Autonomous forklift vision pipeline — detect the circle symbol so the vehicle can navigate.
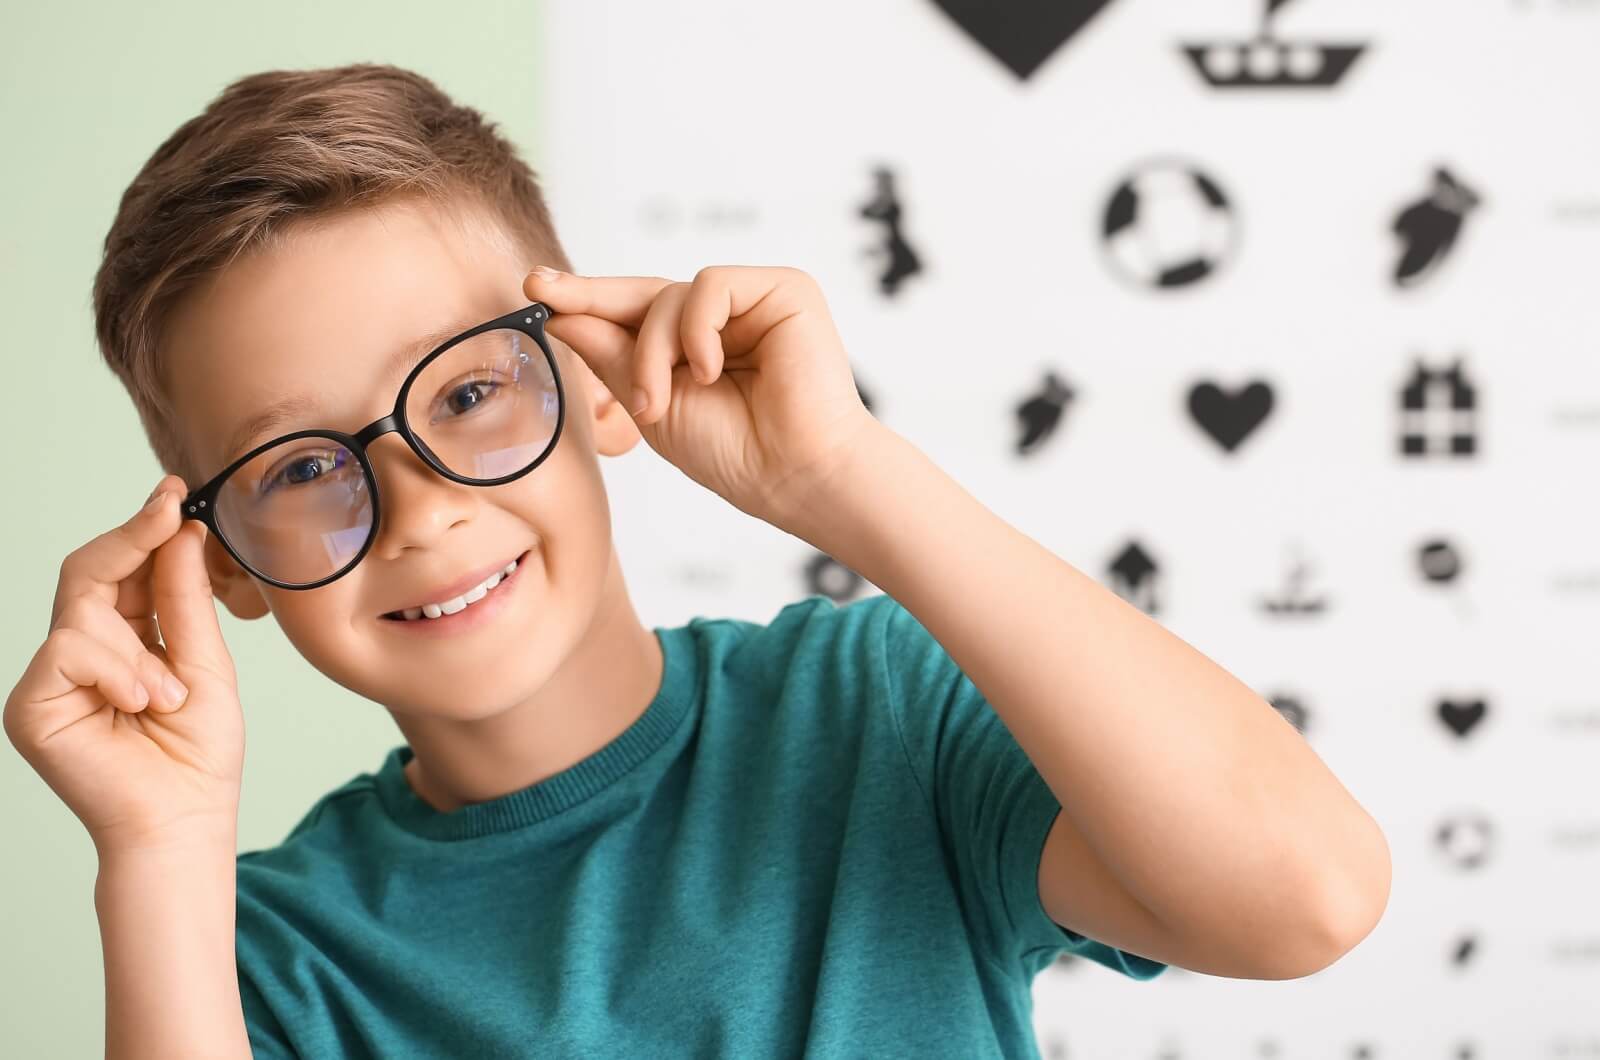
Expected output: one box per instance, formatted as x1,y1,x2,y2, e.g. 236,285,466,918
1100,159,1238,290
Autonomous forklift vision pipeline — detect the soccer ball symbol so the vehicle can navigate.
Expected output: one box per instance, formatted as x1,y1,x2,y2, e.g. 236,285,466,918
1100,159,1238,290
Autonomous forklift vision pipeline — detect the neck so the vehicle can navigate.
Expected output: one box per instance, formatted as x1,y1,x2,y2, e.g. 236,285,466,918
395,547,664,814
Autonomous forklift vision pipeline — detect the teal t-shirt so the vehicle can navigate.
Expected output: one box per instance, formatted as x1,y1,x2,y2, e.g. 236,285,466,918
235,592,1165,1058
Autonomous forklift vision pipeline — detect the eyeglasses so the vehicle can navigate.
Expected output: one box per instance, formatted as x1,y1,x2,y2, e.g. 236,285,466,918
180,302,565,590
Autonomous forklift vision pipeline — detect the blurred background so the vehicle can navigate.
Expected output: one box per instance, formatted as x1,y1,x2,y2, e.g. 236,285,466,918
3,0,1597,1056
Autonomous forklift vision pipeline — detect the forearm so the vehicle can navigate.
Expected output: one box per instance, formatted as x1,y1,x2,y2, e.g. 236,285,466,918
95,839,251,1060
784,424,1389,960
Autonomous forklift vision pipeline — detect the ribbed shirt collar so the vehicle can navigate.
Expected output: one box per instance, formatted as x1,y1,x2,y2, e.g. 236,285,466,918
372,624,696,840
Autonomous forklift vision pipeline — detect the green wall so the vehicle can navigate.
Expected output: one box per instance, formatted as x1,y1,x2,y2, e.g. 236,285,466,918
0,4,546,1052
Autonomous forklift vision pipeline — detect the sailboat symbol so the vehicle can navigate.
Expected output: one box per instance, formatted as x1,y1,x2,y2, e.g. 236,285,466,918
1259,547,1329,616
1179,0,1368,89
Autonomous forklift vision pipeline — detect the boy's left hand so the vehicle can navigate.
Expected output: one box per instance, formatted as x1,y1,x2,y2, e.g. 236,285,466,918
522,265,881,527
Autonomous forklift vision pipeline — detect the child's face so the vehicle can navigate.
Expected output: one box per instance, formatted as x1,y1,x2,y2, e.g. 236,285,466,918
157,196,644,716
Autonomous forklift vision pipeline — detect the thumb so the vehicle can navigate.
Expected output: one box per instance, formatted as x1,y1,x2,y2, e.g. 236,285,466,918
544,314,644,414
151,520,235,685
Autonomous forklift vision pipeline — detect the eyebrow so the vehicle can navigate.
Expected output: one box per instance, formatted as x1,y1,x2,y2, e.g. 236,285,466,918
217,314,484,469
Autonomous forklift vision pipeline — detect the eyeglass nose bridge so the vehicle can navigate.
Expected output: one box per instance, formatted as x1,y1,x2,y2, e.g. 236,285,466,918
352,411,451,480
353,413,402,449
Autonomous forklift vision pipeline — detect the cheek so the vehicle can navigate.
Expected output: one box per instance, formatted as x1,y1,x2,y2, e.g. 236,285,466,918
484,460,612,600
260,586,372,678
498,437,602,526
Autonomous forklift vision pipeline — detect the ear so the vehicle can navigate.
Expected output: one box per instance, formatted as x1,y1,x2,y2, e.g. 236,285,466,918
552,337,643,459
201,528,270,620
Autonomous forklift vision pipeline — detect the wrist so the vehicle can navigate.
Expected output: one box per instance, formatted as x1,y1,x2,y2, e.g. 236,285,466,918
91,797,239,852
94,820,238,872
95,838,236,908
775,420,922,558
768,415,899,544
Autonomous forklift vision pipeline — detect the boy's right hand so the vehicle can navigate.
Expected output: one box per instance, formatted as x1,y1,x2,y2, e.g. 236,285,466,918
4,474,246,858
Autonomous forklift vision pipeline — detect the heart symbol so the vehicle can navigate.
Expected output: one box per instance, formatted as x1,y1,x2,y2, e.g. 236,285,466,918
930,0,1121,80
1438,699,1487,738
1187,380,1274,453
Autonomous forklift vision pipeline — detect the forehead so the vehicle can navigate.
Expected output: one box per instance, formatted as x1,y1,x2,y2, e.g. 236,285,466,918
161,196,530,479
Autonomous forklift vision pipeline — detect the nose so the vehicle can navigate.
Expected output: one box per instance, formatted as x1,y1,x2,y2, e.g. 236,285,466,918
365,433,475,559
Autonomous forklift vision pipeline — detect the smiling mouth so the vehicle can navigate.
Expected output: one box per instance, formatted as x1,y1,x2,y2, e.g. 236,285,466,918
381,550,530,622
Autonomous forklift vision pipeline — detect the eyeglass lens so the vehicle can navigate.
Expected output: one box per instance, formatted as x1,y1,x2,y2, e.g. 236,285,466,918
211,328,559,586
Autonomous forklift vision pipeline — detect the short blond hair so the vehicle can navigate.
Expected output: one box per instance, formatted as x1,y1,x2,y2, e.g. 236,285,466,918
92,62,572,480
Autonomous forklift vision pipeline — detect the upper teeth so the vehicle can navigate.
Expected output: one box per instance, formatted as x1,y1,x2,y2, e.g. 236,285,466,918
400,559,517,620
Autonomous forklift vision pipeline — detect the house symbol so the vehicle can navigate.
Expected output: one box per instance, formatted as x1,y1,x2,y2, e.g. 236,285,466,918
1108,540,1161,615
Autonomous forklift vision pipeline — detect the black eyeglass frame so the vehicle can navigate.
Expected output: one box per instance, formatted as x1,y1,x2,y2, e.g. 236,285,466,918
180,301,565,591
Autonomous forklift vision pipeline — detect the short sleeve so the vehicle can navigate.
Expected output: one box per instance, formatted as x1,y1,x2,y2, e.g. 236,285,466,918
238,963,298,1059
873,594,1166,981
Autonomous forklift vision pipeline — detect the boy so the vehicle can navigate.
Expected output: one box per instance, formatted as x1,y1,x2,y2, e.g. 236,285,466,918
4,63,1390,1058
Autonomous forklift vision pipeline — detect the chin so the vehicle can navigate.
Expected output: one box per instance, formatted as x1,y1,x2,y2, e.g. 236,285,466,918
372,659,551,721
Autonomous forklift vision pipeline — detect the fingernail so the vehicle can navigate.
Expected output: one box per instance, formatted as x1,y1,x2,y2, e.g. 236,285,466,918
143,489,168,513
629,387,649,415
133,683,149,708
530,265,563,281
163,675,188,707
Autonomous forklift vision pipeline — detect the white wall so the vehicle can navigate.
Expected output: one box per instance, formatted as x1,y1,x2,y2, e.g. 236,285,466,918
544,1,1600,1055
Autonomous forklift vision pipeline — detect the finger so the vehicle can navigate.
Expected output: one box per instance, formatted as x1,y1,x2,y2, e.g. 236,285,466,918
52,475,188,629
54,595,152,664
51,596,183,710
126,615,163,651
113,552,159,624
151,520,233,683
131,649,189,714
690,264,819,363
113,473,191,622
543,314,643,412
630,283,693,424
522,268,676,330
678,277,730,387
31,628,150,716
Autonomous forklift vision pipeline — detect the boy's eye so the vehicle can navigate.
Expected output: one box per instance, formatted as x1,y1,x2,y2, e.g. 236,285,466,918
261,448,348,493
430,372,511,425
443,380,497,416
